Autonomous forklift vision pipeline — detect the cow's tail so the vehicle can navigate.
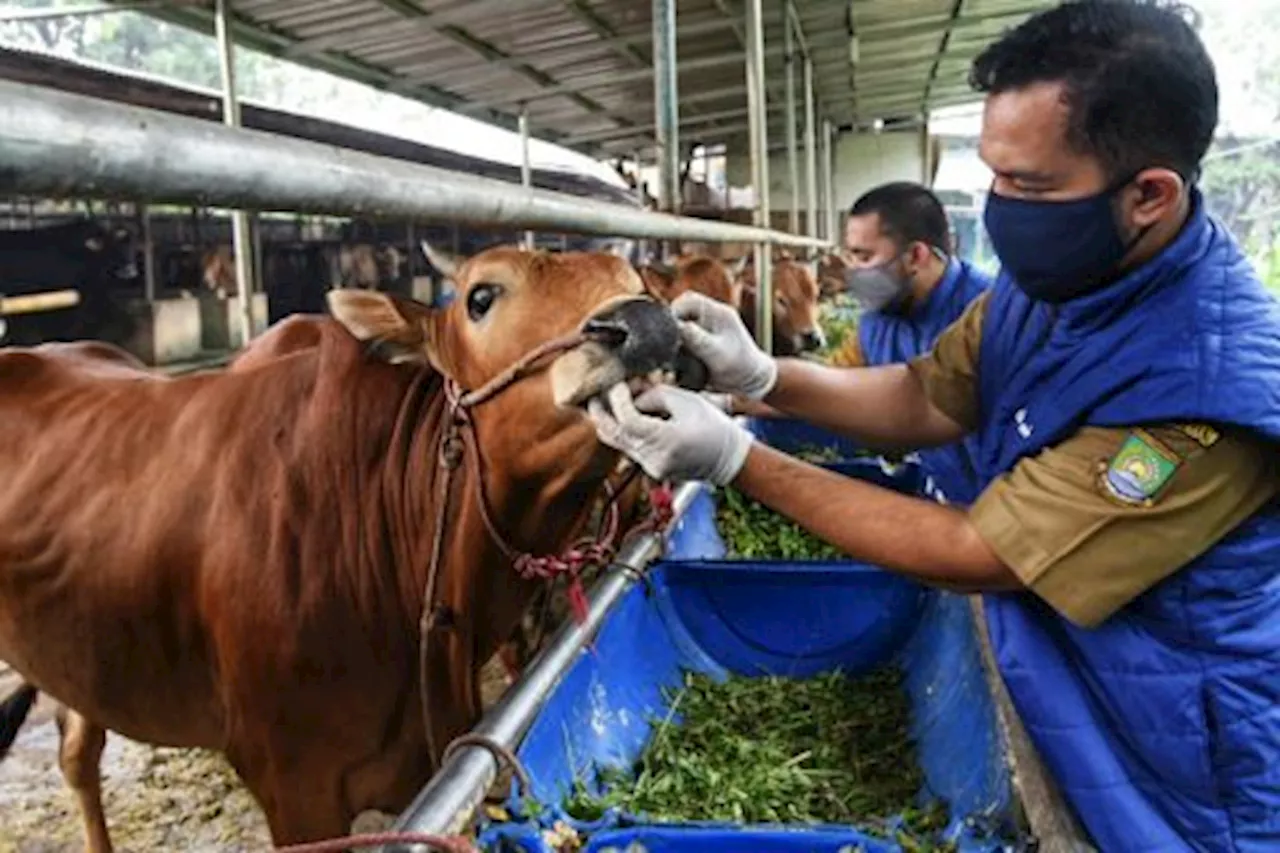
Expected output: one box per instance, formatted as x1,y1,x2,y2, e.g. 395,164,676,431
0,682,38,760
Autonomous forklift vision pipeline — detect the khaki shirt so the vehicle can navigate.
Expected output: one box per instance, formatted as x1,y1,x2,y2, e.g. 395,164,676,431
908,291,1280,628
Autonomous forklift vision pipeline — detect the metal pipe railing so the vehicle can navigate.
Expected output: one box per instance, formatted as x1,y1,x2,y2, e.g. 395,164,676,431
0,81,832,250
385,482,702,847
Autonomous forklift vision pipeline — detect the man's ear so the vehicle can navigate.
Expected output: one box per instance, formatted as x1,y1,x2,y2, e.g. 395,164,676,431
327,289,448,371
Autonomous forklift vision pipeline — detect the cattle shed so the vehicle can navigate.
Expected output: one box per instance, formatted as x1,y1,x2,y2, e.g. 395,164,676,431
0,0,1053,353
0,2,1059,842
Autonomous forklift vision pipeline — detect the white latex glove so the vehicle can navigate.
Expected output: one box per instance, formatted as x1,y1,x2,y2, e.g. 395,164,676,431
701,391,734,414
671,291,778,400
588,383,754,486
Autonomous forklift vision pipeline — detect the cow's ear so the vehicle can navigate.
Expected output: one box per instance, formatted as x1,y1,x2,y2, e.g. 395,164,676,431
327,289,448,370
727,255,750,279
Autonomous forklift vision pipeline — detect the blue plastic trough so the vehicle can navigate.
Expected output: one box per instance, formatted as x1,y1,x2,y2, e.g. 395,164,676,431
396,419,1023,852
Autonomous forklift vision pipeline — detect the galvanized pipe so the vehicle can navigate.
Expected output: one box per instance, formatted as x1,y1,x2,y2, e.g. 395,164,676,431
652,0,680,215
784,12,800,235
0,82,831,250
823,119,838,242
745,0,773,353
519,107,534,249
215,0,255,346
803,57,818,240
386,482,702,844
817,116,829,241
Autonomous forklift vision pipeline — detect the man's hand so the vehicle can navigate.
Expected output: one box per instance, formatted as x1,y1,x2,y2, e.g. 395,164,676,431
671,291,778,400
587,383,754,485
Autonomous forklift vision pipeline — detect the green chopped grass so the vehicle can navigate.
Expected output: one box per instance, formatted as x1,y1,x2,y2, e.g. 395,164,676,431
562,668,942,837
715,486,844,560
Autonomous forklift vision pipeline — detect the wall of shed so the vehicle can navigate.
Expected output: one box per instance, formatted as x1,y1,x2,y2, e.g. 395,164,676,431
724,128,932,230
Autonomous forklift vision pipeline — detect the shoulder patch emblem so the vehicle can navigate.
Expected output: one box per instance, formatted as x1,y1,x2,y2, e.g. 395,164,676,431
1173,423,1221,449
1099,430,1181,506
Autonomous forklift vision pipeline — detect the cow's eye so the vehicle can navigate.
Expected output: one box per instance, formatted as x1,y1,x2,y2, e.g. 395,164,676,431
466,283,502,321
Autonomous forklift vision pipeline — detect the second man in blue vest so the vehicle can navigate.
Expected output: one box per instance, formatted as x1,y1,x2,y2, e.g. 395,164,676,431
840,182,991,505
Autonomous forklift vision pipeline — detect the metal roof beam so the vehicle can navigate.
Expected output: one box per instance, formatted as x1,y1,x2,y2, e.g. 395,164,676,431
855,1,1047,39
560,0,648,68
922,0,966,112
368,0,638,137
461,46,789,113
284,0,555,60
105,0,586,151
567,104,765,145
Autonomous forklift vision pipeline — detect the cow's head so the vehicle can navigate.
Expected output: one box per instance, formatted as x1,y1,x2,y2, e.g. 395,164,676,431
328,241,690,414
201,246,237,296
83,223,139,281
815,251,851,299
639,253,747,308
741,257,825,356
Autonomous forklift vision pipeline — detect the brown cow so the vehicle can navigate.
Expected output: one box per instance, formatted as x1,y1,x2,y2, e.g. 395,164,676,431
338,243,405,290
816,251,850,299
638,253,749,307
201,244,238,297
739,254,826,356
0,244,684,849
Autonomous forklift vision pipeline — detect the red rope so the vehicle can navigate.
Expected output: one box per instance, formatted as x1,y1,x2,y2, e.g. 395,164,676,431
273,830,478,853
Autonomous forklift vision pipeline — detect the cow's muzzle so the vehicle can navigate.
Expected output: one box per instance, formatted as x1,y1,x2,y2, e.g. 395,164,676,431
550,297,706,408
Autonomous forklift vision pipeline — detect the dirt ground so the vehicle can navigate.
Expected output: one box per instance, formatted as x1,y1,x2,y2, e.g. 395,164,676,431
0,659,515,853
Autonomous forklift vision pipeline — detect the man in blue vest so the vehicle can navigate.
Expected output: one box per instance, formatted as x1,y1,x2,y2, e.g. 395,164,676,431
588,1,1280,848
842,182,992,505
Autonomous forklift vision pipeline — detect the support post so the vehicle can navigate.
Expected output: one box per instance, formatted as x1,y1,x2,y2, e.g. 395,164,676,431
784,9,799,235
816,116,829,240
823,119,837,242
745,0,772,352
215,0,255,346
803,56,818,239
519,107,534,249
136,202,156,302
652,0,680,216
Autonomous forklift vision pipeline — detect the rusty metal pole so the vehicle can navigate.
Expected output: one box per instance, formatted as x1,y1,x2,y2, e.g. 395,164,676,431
137,203,156,302
746,0,772,352
652,0,680,215
519,106,534,249
215,0,255,346
784,10,799,235
803,56,818,239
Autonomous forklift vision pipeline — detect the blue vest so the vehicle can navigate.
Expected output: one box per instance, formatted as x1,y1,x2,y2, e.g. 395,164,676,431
976,194,1280,851
859,259,991,505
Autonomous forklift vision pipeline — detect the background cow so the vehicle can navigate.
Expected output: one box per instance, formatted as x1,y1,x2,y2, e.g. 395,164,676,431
637,253,748,307
0,244,684,849
337,243,406,290
740,253,826,357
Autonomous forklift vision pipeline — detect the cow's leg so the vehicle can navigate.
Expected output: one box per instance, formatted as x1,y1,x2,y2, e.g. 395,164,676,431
233,750,350,845
55,707,113,853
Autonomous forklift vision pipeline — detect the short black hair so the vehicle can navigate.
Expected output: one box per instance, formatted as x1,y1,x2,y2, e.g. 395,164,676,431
848,182,951,253
970,0,1218,182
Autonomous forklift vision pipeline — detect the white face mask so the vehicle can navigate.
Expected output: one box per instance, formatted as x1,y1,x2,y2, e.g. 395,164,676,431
843,257,911,313
842,245,947,313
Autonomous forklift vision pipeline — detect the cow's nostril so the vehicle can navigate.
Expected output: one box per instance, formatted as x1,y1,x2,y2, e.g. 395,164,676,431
582,318,629,347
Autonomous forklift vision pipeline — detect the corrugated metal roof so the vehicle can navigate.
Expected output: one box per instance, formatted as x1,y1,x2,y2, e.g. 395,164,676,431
113,0,1055,158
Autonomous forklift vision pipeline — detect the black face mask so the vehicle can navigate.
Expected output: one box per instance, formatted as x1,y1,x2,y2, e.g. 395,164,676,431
983,178,1153,304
